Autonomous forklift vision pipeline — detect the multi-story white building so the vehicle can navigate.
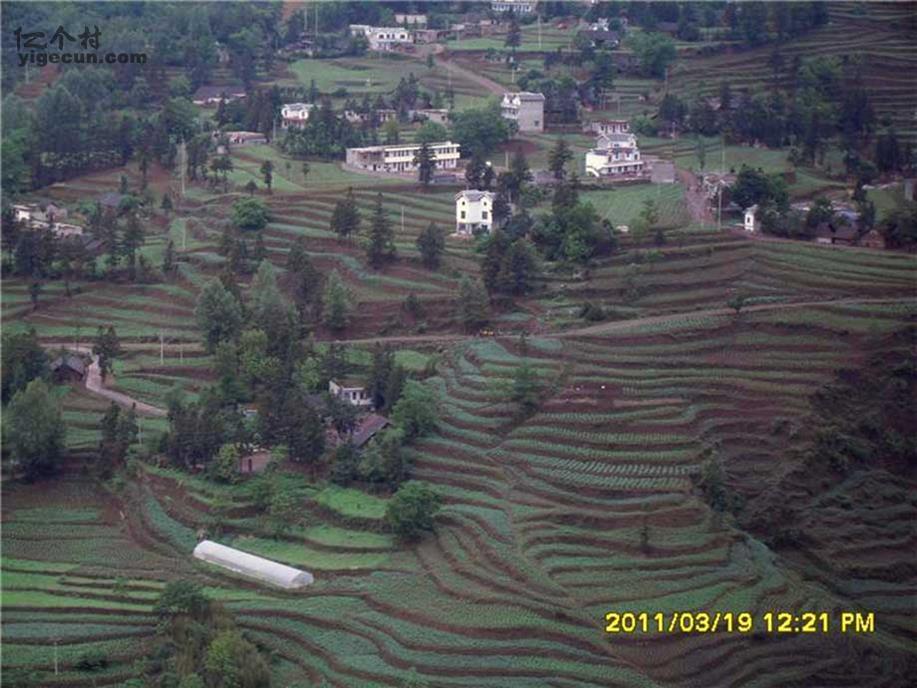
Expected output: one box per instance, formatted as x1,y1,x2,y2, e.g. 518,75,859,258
349,25,413,51
455,190,495,236
501,92,545,132
585,132,645,177
345,141,461,174
492,0,537,14
281,102,315,129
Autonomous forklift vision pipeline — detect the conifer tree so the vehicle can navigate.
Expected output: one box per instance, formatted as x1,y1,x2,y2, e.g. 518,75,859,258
366,193,396,269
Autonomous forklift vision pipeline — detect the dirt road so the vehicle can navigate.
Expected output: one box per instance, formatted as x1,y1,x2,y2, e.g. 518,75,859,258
434,51,505,96
49,345,167,417
678,167,715,226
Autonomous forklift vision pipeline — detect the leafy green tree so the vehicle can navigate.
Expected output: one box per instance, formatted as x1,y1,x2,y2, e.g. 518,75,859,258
505,12,522,52
195,279,244,352
456,276,489,330
3,379,66,479
414,141,436,187
162,239,176,275
1,328,49,403
211,443,241,483
204,630,271,688
366,193,396,268
416,121,448,144
547,138,574,180
154,580,209,619
330,187,361,241
268,486,301,537
451,104,513,158
322,269,353,331
385,481,442,542
415,222,445,270
231,197,270,232
259,160,273,193
93,325,122,380
628,31,677,78
511,360,543,416
392,380,438,441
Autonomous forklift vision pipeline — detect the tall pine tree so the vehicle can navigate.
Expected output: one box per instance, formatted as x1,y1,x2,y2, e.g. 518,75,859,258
366,193,396,269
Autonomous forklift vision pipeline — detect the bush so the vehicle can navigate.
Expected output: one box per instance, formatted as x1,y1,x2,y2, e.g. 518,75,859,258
579,302,606,322
385,481,442,542
76,649,109,672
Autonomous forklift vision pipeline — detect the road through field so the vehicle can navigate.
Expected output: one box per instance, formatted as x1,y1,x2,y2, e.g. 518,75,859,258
43,296,913,416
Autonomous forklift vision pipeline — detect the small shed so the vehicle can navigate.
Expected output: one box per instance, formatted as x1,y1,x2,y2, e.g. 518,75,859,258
351,414,391,448
51,354,87,383
193,540,314,589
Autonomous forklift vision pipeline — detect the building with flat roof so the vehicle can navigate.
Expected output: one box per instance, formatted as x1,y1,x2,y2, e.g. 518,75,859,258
281,102,316,129
345,141,460,174
349,25,413,51
329,378,373,408
501,92,545,132
492,0,537,14
455,190,495,236
585,132,644,178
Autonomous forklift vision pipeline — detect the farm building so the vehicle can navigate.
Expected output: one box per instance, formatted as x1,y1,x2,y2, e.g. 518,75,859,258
225,131,268,146
491,0,536,14
193,540,314,589
501,92,545,133
585,133,645,178
192,85,246,106
348,25,413,51
455,190,495,236
329,378,373,407
238,450,272,475
410,108,450,125
345,141,460,174
97,192,126,210
51,354,87,383
281,102,316,129
744,205,758,232
328,413,391,448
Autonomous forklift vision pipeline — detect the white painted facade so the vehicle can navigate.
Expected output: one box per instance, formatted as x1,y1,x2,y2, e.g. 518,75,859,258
349,25,413,51
281,102,316,129
492,0,537,13
501,92,545,132
329,379,373,407
585,133,644,177
345,141,460,174
744,205,758,232
455,190,495,236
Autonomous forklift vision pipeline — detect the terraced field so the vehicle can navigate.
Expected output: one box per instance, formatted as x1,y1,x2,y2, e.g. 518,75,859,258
671,3,917,143
4,293,915,686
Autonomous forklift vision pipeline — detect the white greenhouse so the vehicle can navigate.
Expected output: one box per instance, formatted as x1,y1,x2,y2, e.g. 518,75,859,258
193,540,314,589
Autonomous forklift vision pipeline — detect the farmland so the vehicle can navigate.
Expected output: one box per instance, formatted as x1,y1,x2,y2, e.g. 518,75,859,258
2,1,917,686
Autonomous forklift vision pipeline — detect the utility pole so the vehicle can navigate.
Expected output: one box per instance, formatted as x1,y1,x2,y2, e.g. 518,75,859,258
538,15,542,50
53,637,60,676
179,139,186,200
401,206,405,234
160,330,164,365
182,221,187,251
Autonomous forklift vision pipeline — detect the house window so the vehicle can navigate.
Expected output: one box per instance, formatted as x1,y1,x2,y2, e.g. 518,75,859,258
482,211,488,219
460,211,466,219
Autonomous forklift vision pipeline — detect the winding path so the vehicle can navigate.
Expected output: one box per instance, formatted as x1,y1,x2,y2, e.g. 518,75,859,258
44,296,912,417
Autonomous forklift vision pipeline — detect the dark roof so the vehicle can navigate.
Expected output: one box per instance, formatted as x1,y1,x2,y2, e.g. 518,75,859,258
578,29,620,43
351,414,390,447
51,354,86,375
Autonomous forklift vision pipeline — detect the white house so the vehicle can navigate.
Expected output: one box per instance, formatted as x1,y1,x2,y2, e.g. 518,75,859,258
349,25,413,51
455,190,495,236
501,92,545,132
744,205,758,232
329,379,373,408
281,102,316,129
345,141,460,174
492,0,537,14
585,133,644,177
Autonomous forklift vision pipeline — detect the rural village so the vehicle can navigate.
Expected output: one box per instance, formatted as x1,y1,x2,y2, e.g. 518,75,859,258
1,1,916,687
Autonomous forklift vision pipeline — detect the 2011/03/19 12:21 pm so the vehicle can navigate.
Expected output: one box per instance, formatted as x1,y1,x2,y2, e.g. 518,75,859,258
604,611,876,634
